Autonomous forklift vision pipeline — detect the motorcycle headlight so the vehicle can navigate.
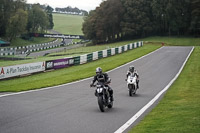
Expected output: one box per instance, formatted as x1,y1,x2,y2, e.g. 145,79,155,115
97,88,103,93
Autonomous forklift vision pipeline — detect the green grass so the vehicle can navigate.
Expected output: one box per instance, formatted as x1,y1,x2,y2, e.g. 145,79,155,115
2,37,198,67
9,37,55,47
0,55,70,67
142,36,200,46
0,44,160,92
0,36,199,132
0,40,142,67
46,37,200,57
129,46,200,133
53,13,84,35
48,40,139,56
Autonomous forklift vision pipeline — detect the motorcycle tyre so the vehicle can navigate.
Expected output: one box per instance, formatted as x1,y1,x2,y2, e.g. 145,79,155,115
133,86,136,94
98,96,105,112
128,84,133,96
129,89,133,96
108,101,113,108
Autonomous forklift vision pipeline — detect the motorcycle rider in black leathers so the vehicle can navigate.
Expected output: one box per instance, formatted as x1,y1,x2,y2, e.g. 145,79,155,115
126,66,139,89
90,67,114,101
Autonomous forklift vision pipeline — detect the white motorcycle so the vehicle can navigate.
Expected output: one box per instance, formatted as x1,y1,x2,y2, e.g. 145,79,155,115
126,74,138,96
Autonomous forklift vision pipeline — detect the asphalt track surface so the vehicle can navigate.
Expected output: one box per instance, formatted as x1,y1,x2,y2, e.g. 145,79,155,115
27,43,83,57
0,46,193,133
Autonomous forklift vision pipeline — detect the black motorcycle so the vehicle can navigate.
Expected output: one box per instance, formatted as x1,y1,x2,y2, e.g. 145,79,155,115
91,82,113,112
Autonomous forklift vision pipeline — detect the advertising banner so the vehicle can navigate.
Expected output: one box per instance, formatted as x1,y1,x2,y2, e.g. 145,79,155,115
29,33,84,39
0,62,45,80
46,58,74,70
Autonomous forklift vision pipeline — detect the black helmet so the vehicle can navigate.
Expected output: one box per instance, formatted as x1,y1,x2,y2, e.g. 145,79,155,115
129,66,134,72
96,67,102,75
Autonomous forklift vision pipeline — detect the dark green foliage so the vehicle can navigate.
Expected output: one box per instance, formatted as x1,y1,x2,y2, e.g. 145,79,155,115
0,0,54,40
46,5,54,29
55,6,88,16
27,4,50,33
0,0,16,36
0,0,28,41
151,0,191,36
190,0,200,36
7,9,28,42
82,0,124,44
121,0,154,38
82,0,200,44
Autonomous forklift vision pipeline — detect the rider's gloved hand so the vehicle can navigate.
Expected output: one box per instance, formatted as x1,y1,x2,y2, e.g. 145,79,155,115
125,79,127,81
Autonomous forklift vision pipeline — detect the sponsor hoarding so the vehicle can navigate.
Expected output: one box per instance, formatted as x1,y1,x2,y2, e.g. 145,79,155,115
46,58,74,70
46,61,54,70
29,33,84,39
0,62,45,80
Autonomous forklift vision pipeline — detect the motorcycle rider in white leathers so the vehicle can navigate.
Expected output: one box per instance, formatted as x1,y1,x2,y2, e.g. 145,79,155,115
126,66,139,89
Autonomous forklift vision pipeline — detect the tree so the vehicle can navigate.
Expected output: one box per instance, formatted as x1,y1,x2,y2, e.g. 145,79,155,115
190,0,200,36
45,5,54,29
152,0,191,36
0,0,27,38
0,0,14,36
82,0,124,43
98,0,125,42
82,0,198,44
121,0,154,38
6,8,28,41
27,4,49,33
82,10,97,43
55,6,88,15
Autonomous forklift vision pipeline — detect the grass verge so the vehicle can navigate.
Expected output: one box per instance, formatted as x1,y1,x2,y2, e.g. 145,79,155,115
142,36,200,46
129,46,200,133
1,37,198,67
10,37,55,47
0,44,160,92
0,40,142,67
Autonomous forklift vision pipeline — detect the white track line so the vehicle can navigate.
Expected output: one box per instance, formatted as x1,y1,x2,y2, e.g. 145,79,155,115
114,46,194,133
0,46,164,98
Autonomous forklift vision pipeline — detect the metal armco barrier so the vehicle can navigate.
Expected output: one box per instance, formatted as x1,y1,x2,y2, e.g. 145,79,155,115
72,41,143,66
0,39,60,56
0,41,143,80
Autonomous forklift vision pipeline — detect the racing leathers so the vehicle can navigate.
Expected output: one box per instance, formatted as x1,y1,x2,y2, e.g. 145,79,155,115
91,73,114,101
126,70,139,89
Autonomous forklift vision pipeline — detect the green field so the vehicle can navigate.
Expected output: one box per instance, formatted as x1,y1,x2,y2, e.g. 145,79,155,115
142,36,200,46
0,40,142,67
0,43,160,92
2,36,198,67
53,13,84,35
8,37,55,47
3,13,84,47
0,35,199,132
129,46,200,133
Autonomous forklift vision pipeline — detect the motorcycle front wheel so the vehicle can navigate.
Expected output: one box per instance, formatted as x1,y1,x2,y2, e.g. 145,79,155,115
98,96,105,112
108,100,113,108
128,84,133,96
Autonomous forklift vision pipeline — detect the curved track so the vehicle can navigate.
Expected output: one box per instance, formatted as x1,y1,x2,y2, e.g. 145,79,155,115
0,46,193,133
